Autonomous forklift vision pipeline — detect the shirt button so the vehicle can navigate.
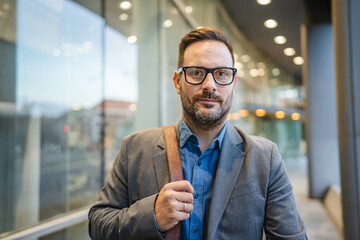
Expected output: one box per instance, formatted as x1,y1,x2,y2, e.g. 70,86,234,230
194,193,199,199
197,161,201,166
193,228,198,233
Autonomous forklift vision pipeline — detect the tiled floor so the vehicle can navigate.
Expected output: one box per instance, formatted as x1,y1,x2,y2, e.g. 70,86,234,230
286,157,343,240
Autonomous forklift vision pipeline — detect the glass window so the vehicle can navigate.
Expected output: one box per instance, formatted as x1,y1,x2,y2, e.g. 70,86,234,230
1,0,103,233
103,25,138,172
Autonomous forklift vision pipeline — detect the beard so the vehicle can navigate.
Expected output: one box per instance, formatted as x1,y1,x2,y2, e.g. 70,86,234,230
180,86,233,131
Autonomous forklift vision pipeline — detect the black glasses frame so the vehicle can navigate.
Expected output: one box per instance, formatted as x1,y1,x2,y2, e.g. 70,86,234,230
178,66,237,86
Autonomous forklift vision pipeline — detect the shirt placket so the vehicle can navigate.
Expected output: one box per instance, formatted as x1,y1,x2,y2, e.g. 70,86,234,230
190,145,204,239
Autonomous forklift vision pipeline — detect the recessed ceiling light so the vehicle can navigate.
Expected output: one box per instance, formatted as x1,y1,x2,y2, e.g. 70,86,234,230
257,0,271,5
258,68,265,76
275,111,285,119
264,19,278,28
185,6,193,13
127,35,137,44
293,56,304,65
249,69,259,77
255,109,266,117
119,13,129,21
163,19,173,28
291,112,301,120
284,47,296,56
119,1,132,10
274,36,286,44
272,68,281,76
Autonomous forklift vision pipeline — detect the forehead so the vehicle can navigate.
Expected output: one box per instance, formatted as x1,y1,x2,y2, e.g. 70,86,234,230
183,40,233,67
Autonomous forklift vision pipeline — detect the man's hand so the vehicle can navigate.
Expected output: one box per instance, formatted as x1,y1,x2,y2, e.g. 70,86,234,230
155,180,194,231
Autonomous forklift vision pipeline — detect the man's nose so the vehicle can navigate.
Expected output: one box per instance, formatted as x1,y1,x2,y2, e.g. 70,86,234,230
201,72,217,92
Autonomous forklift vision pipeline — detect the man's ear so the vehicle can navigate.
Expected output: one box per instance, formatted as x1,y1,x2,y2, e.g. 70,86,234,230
173,71,181,94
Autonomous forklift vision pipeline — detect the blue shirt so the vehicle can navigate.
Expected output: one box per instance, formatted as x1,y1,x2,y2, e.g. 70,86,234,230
179,119,227,240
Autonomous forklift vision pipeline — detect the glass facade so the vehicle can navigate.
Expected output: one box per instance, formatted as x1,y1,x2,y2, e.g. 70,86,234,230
0,0,304,238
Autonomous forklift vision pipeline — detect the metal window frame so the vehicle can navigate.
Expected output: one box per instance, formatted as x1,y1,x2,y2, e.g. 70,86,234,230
0,208,89,240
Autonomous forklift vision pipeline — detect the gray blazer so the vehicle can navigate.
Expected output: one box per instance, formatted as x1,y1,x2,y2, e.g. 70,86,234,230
88,123,307,240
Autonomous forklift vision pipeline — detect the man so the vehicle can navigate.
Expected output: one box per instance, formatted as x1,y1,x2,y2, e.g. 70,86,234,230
88,28,307,240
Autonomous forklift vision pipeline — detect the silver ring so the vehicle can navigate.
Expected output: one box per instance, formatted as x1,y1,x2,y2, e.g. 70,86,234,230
183,203,187,211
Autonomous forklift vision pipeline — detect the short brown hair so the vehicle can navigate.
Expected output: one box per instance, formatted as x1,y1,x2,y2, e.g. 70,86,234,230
177,28,234,68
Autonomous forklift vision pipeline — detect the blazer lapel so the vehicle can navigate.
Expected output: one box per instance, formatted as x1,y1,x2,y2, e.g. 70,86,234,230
153,132,170,191
207,124,245,240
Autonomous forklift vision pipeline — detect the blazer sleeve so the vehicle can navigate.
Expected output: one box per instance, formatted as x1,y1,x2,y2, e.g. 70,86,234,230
88,137,164,240
264,143,308,240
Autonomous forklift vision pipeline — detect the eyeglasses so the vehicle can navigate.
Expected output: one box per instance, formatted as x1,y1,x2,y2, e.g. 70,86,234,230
178,66,237,86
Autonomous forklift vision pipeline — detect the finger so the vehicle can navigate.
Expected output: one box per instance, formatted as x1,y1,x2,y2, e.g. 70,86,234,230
177,211,191,221
178,202,193,213
167,180,194,193
167,211,190,230
173,191,193,204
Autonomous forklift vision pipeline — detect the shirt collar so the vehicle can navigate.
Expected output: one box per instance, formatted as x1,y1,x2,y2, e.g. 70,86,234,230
179,118,228,149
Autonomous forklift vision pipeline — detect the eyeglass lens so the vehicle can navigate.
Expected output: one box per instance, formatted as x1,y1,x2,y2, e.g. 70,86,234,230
186,67,234,85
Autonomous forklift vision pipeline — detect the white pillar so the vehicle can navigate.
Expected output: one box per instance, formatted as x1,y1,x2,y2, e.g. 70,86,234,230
134,0,161,131
15,114,40,229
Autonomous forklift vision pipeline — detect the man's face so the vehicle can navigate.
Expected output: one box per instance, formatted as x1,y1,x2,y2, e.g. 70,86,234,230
173,40,237,130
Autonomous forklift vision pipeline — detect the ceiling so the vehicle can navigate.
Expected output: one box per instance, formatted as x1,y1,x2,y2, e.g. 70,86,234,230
220,0,331,83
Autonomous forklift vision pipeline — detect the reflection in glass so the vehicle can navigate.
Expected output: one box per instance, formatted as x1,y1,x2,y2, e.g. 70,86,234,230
0,0,104,232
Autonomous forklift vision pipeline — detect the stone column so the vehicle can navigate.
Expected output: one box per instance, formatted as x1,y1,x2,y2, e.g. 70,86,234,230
301,24,340,198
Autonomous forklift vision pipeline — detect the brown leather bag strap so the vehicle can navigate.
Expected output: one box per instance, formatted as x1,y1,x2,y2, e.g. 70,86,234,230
163,126,183,182
162,126,183,240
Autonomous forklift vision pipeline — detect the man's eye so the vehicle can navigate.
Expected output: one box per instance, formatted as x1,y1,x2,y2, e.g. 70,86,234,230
189,70,203,76
217,70,229,77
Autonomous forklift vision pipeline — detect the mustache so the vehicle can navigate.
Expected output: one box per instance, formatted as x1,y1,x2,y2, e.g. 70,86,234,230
193,91,222,102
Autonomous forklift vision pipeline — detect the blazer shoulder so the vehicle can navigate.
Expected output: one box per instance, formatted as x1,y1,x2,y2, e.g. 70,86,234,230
233,125,276,152
123,127,163,144
249,135,276,148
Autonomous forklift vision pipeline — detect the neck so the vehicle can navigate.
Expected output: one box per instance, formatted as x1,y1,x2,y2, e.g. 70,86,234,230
183,117,226,152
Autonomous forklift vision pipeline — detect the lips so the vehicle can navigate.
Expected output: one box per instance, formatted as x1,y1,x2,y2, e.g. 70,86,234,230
198,98,218,104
